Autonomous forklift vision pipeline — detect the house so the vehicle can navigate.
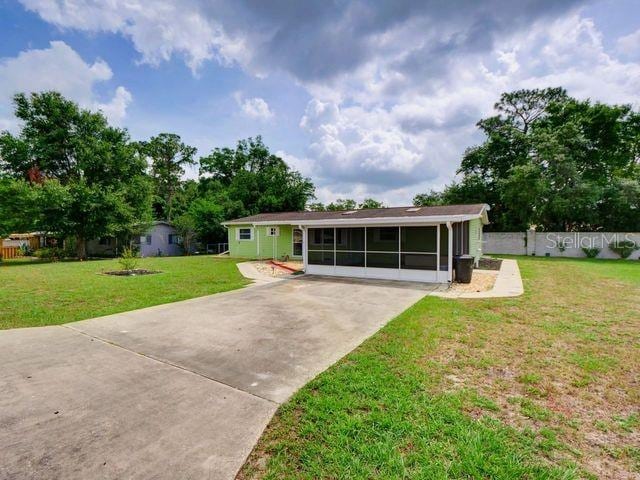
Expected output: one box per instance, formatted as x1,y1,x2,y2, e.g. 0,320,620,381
223,204,490,283
86,221,185,257
2,232,52,250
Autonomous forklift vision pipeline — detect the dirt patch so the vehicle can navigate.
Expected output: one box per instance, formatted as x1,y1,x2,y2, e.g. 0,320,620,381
252,261,295,277
449,270,497,293
103,269,160,276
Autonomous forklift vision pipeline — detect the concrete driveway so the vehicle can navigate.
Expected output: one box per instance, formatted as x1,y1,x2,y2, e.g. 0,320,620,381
0,275,436,480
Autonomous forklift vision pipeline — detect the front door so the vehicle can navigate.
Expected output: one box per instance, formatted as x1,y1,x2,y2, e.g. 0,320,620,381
293,228,303,256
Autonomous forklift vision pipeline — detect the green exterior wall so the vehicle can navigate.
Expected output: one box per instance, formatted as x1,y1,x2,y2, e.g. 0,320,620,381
468,218,483,264
228,224,299,260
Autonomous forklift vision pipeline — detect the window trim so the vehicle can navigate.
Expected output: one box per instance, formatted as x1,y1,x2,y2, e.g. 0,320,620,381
237,227,253,241
266,226,280,237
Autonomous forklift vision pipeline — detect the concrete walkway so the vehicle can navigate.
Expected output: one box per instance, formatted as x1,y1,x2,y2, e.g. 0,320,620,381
431,259,524,299
0,275,432,480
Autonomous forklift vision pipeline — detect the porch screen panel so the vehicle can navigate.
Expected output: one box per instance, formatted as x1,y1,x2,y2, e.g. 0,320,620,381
400,226,437,270
366,227,399,268
366,227,398,251
439,224,449,271
401,226,436,252
308,228,335,265
336,228,365,267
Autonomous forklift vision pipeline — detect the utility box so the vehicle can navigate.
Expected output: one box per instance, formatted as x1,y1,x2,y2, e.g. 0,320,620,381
454,255,474,283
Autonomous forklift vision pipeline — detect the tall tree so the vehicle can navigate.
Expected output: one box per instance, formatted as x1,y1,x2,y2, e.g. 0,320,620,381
326,199,357,211
199,136,315,216
358,198,384,209
0,92,152,257
140,133,197,221
415,88,640,232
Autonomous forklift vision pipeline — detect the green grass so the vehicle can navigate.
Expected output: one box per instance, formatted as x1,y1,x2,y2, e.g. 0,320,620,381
241,256,640,479
0,256,249,329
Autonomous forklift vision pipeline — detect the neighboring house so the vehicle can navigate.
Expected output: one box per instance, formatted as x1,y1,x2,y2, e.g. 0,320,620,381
2,232,50,250
223,204,490,283
86,221,186,257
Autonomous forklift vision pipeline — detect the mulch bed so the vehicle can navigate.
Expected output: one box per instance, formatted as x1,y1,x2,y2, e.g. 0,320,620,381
103,269,160,276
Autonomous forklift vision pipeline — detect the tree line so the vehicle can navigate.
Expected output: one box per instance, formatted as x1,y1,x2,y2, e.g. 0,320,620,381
413,88,640,232
2,87,638,259
0,92,318,258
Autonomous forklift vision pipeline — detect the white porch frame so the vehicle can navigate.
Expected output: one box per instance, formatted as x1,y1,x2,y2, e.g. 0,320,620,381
303,223,451,283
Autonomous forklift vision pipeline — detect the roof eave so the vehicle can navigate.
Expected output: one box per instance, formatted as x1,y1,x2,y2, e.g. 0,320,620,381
223,213,485,226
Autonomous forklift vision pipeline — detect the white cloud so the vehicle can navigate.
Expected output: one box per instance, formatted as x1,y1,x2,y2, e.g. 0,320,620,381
0,41,131,128
94,86,133,125
234,93,274,120
19,0,244,73
296,12,640,203
18,2,640,204
617,29,640,60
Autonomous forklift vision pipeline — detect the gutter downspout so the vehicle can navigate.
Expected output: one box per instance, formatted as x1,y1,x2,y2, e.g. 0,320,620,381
253,223,259,258
298,224,306,272
447,221,453,283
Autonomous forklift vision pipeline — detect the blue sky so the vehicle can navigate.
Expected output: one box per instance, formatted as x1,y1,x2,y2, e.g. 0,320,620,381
1,0,639,205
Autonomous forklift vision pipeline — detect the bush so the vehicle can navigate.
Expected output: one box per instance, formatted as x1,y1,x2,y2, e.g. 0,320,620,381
609,240,639,259
581,247,601,259
34,247,65,260
18,243,34,256
119,247,139,271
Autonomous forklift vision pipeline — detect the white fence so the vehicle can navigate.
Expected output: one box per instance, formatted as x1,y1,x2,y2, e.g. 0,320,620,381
483,231,640,260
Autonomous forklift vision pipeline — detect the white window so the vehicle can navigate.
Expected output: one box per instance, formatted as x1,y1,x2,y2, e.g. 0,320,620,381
140,235,152,245
237,227,253,241
266,226,280,237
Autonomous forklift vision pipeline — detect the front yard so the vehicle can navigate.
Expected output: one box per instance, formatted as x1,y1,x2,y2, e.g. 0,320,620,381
240,257,640,479
0,256,249,329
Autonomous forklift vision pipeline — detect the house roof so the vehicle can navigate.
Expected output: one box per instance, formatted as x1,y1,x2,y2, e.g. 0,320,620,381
223,203,490,226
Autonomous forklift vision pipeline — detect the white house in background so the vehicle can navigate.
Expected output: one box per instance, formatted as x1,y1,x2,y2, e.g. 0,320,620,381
86,221,184,257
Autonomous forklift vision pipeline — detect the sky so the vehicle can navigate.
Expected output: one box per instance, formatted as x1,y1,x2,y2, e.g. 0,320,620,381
1,0,639,206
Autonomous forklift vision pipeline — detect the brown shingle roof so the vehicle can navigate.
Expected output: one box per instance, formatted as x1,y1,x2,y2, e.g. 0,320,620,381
224,203,488,224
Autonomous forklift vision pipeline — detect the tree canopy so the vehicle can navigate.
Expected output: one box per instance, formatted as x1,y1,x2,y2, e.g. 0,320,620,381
414,88,640,231
0,92,152,257
140,133,197,221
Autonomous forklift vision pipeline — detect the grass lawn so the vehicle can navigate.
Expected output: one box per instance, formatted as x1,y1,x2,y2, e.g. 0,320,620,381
240,257,640,480
0,256,249,329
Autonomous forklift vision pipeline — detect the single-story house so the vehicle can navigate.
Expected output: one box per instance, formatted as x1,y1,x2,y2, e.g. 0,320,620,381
86,221,186,257
223,204,490,283
2,232,52,250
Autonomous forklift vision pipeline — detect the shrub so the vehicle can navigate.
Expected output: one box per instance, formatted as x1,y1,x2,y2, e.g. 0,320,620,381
609,240,639,259
34,247,65,260
119,247,139,271
581,247,601,259
18,243,34,256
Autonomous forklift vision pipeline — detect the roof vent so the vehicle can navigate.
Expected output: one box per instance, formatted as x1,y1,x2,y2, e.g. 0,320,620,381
341,210,357,215
406,207,421,212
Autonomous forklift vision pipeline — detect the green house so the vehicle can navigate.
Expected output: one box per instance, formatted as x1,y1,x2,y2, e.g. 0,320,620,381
223,204,489,283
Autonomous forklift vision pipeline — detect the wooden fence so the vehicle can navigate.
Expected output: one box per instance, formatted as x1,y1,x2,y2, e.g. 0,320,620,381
1,246,20,260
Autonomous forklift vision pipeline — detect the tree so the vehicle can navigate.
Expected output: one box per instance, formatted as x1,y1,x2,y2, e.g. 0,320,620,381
415,87,640,231
413,190,446,206
307,202,326,211
0,92,152,258
0,176,37,238
326,199,357,211
199,136,315,217
172,213,197,255
359,198,384,209
140,133,197,221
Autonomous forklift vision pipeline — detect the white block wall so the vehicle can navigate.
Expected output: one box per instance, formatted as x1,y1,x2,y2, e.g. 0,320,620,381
483,231,640,260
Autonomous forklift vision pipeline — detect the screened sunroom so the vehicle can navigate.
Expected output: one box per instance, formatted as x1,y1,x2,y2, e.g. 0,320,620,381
223,204,490,283
305,225,451,282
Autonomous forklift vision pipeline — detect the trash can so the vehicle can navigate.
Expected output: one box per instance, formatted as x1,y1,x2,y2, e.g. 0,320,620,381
454,255,474,283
